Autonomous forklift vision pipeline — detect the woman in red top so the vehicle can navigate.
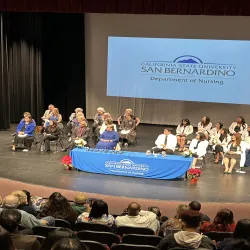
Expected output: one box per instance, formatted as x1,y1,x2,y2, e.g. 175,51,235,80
201,209,236,233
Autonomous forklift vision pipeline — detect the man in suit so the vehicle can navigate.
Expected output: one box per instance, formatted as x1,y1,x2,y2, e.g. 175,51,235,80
61,120,91,152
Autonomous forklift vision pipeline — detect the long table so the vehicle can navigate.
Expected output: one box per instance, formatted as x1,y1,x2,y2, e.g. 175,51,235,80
70,148,193,180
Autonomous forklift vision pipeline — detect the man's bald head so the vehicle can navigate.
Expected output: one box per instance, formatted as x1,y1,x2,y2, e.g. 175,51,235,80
128,202,141,216
3,195,20,209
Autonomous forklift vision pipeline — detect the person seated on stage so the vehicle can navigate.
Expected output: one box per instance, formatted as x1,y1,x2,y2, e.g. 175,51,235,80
117,109,140,128
76,200,115,229
66,107,83,136
39,121,60,152
41,104,54,121
201,209,236,233
185,132,208,168
11,116,36,151
119,114,136,146
189,201,210,223
209,122,223,142
197,116,212,140
223,133,244,174
152,128,177,155
96,124,119,150
116,202,160,234
176,119,193,151
71,193,90,216
212,128,231,164
158,210,216,250
61,121,91,152
160,204,189,236
229,116,247,136
243,125,250,167
217,219,250,250
92,107,105,132
44,108,62,128
100,118,117,135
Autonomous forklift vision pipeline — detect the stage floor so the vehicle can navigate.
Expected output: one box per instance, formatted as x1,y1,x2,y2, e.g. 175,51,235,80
1,123,250,203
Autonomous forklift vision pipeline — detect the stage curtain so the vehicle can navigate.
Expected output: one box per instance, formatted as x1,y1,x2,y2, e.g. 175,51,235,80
0,0,250,16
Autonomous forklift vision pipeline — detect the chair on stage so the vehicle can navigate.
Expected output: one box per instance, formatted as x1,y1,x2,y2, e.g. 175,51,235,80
116,226,155,237
122,234,162,246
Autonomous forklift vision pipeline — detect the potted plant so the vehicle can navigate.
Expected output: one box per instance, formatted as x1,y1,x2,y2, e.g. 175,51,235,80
61,155,73,170
187,169,202,183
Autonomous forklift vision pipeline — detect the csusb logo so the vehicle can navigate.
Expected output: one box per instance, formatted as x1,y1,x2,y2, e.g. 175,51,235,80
105,159,149,172
141,55,236,78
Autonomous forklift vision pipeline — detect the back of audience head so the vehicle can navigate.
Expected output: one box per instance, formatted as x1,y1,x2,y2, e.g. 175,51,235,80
127,202,141,216
3,195,20,209
11,190,27,206
89,200,109,218
0,225,14,250
74,193,87,205
213,209,234,227
0,209,21,233
22,190,31,205
176,204,189,218
189,201,201,211
180,210,202,230
49,192,62,201
148,207,161,220
42,228,76,250
51,238,86,250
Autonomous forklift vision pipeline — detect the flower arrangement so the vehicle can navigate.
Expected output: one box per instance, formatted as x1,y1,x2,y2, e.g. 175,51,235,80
61,155,73,170
182,149,193,157
187,169,202,180
74,139,87,148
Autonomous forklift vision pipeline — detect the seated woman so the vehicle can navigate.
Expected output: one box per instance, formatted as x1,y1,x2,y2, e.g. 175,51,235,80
96,124,119,150
213,128,231,164
40,121,60,152
223,133,244,174
76,200,115,229
12,116,36,151
176,119,193,151
229,116,247,135
186,132,208,168
117,109,140,127
100,118,117,135
45,108,62,128
92,107,105,134
94,113,113,143
71,113,88,132
66,108,83,136
197,116,212,140
119,115,136,146
201,209,236,233
209,122,223,142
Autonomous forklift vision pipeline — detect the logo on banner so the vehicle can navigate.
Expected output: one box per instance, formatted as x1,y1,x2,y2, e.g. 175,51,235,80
105,159,149,174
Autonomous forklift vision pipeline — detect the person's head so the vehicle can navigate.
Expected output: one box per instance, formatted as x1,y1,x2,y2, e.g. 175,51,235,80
148,207,161,220
22,190,31,205
231,133,242,146
97,107,105,115
127,202,141,217
0,209,22,233
106,124,114,131
49,120,58,128
79,121,87,128
233,219,250,239
213,209,234,226
51,238,85,250
74,193,87,205
125,109,133,115
196,132,205,141
42,228,77,250
24,116,32,123
52,108,59,116
164,128,172,135
105,118,113,125
216,122,223,130
180,210,202,231
221,128,229,136
125,115,131,120
176,204,189,218
0,225,14,250
75,108,83,114
181,119,190,126
48,104,54,111
23,112,31,118
237,116,246,125
103,112,112,121
2,195,20,209
189,201,201,211
89,200,108,218
201,116,210,126
0,196,3,207
11,191,27,206
49,192,62,201
77,116,85,123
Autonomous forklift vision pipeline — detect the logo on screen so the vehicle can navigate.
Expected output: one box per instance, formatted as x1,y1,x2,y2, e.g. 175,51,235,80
173,55,203,64
105,159,149,172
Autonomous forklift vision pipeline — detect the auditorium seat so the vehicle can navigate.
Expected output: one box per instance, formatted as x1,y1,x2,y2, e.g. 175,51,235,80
116,226,155,236
203,231,233,242
77,230,120,247
80,240,109,250
110,244,159,250
122,234,162,246
32,226,60,237
75,222,113,232
34,235,46,245
54,219,71,229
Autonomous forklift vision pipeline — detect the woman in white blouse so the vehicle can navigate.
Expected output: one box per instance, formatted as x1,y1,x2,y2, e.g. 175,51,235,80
176,119,193,151
229,116,247,135
100,118,117,135
197,116,212,140
209,122,223,141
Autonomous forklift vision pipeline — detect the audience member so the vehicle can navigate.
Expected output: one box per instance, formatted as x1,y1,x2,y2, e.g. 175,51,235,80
201,209,236,233
71,193,90,215
189,201,210,223
1,195,54,229
38,195,78,225
119,115,137,146
41,228,77,250
217,219,250,250
176,118,194,151
11,190,37,216
116,202,160,234
148,207,162,221
229,116,247,135
51,238,86,250
0,209,41,250
0,225,15,250
152,128,177,155
158,210,216,250
198,116,212,139
77,200,115,229
117,108,140,127
160,204,189,236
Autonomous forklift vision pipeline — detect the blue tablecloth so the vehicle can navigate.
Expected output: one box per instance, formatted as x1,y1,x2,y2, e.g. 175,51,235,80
71,148,193,180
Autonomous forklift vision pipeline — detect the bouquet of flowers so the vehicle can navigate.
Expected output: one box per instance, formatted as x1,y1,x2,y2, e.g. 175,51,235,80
61,155,73,170
187,169,202,180
74,139,87,148
182,149,193,157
